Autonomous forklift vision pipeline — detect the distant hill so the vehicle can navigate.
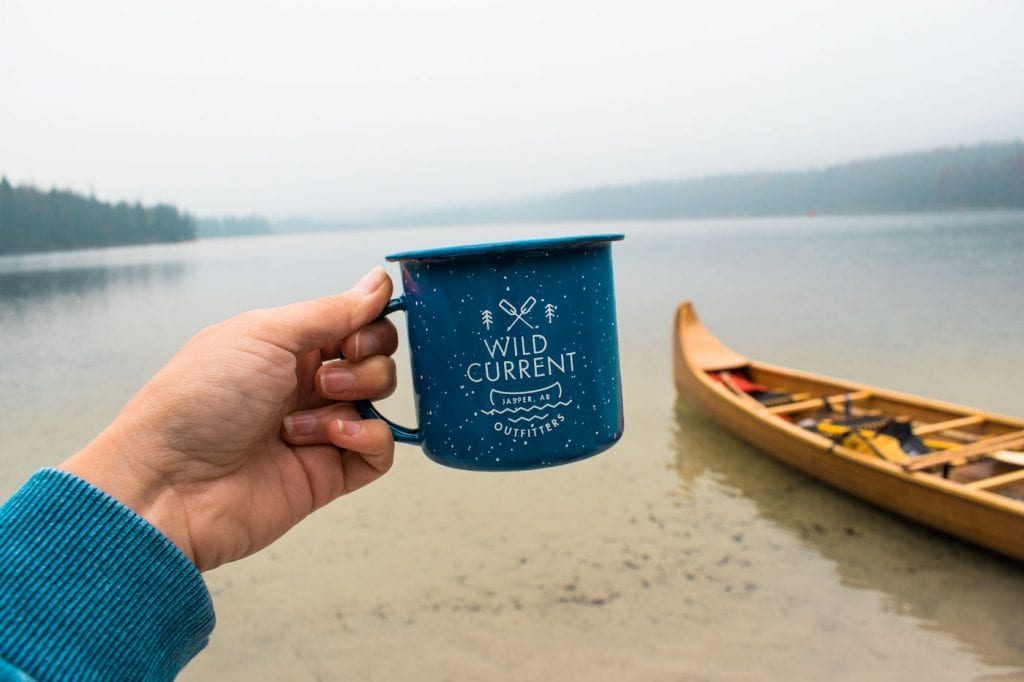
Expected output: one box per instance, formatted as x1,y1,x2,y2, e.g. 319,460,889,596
397,141,1024,225
196,215,273,238
0,178,195,256
270,217,361,234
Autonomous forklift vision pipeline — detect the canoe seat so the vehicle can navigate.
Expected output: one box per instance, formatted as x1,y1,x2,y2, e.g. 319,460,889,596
754,391,802,407
766,391,871,416
828,414,889,432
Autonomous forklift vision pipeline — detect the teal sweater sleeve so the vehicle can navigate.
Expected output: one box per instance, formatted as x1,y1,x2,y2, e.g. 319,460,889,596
0,469,215,681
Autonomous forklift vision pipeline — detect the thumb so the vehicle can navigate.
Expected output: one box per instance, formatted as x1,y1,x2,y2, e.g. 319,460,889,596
263,266,393,354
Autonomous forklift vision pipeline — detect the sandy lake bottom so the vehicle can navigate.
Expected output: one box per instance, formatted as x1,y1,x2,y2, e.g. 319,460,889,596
2,214,1023,680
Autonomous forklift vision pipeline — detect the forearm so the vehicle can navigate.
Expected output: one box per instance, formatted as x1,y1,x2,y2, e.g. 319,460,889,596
59,421,198,566
0,469,214,681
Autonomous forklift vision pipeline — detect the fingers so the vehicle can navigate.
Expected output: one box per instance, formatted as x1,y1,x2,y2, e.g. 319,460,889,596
317,318,399,363
341,319,400,361
260,266,394,355
283,405,395,480
315,355,397,403
332,418,395,493
283,404,362,443
288,414,395,506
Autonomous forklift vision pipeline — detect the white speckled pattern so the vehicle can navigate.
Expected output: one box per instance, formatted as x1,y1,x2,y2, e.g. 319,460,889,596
379,236,624,470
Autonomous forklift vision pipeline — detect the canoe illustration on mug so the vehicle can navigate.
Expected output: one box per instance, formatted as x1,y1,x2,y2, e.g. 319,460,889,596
480,382,573,419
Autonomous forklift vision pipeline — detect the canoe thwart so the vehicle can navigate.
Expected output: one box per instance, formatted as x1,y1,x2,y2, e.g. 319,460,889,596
913,414,986,436
903,431,1024,472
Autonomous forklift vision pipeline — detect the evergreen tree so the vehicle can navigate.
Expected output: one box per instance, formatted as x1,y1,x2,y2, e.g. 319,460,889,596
0,181,196,255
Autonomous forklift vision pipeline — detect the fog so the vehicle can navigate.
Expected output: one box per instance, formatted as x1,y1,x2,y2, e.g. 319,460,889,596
2,0,1023,219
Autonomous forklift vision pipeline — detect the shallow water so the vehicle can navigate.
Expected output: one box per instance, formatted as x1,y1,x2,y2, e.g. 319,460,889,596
1,212,1023,680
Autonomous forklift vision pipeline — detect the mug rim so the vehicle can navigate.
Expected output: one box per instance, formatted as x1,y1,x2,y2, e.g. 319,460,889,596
385,233,624,263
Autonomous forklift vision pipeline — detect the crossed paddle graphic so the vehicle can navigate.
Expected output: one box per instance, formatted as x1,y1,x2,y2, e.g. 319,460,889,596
499,297,537,331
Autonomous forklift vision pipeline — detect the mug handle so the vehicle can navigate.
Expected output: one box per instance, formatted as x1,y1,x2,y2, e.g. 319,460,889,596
347,296,423,444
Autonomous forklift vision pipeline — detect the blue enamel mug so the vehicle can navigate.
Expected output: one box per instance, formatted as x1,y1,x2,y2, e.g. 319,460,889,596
356,234,625,471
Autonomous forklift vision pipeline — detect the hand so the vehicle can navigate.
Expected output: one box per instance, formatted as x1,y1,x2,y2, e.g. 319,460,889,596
60,267,398,571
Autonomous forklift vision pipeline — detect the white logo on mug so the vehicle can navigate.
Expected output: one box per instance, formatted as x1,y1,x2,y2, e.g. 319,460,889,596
465,294,577,440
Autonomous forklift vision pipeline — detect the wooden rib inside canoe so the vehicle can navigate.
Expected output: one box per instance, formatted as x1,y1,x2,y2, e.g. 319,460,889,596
966,468,1024,491
673,300,1024,562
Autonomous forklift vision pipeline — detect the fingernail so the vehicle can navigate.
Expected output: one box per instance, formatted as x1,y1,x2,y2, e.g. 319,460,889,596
336,418,362,436
354,330,380,357
284,413,318,437
321,367,356,394
353,266,386,294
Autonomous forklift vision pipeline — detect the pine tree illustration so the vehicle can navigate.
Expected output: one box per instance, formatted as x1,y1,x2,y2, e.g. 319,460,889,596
481,309,494,329
544,303,556,322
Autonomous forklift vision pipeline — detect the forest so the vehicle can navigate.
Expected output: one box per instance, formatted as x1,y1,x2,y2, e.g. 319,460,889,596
0,178,195,255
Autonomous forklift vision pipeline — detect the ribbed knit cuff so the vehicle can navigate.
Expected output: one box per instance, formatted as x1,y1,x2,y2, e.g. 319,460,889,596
0,468,215,681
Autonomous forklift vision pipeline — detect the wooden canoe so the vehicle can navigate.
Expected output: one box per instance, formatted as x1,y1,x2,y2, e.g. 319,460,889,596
673,301,1024,562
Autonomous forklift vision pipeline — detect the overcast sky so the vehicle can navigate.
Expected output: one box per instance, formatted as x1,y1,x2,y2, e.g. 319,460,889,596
2,0,1023,219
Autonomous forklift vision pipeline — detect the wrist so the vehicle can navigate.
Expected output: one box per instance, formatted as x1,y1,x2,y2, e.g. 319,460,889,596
59,428,197,566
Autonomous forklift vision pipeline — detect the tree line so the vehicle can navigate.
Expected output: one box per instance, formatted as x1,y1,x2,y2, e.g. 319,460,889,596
0,178,195,256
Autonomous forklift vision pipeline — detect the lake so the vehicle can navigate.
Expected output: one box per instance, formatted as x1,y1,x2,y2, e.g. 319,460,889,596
2,212,1023,680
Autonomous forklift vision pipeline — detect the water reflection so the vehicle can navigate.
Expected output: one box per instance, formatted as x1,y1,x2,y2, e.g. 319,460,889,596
0,261,187,311
672,399,1024,671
